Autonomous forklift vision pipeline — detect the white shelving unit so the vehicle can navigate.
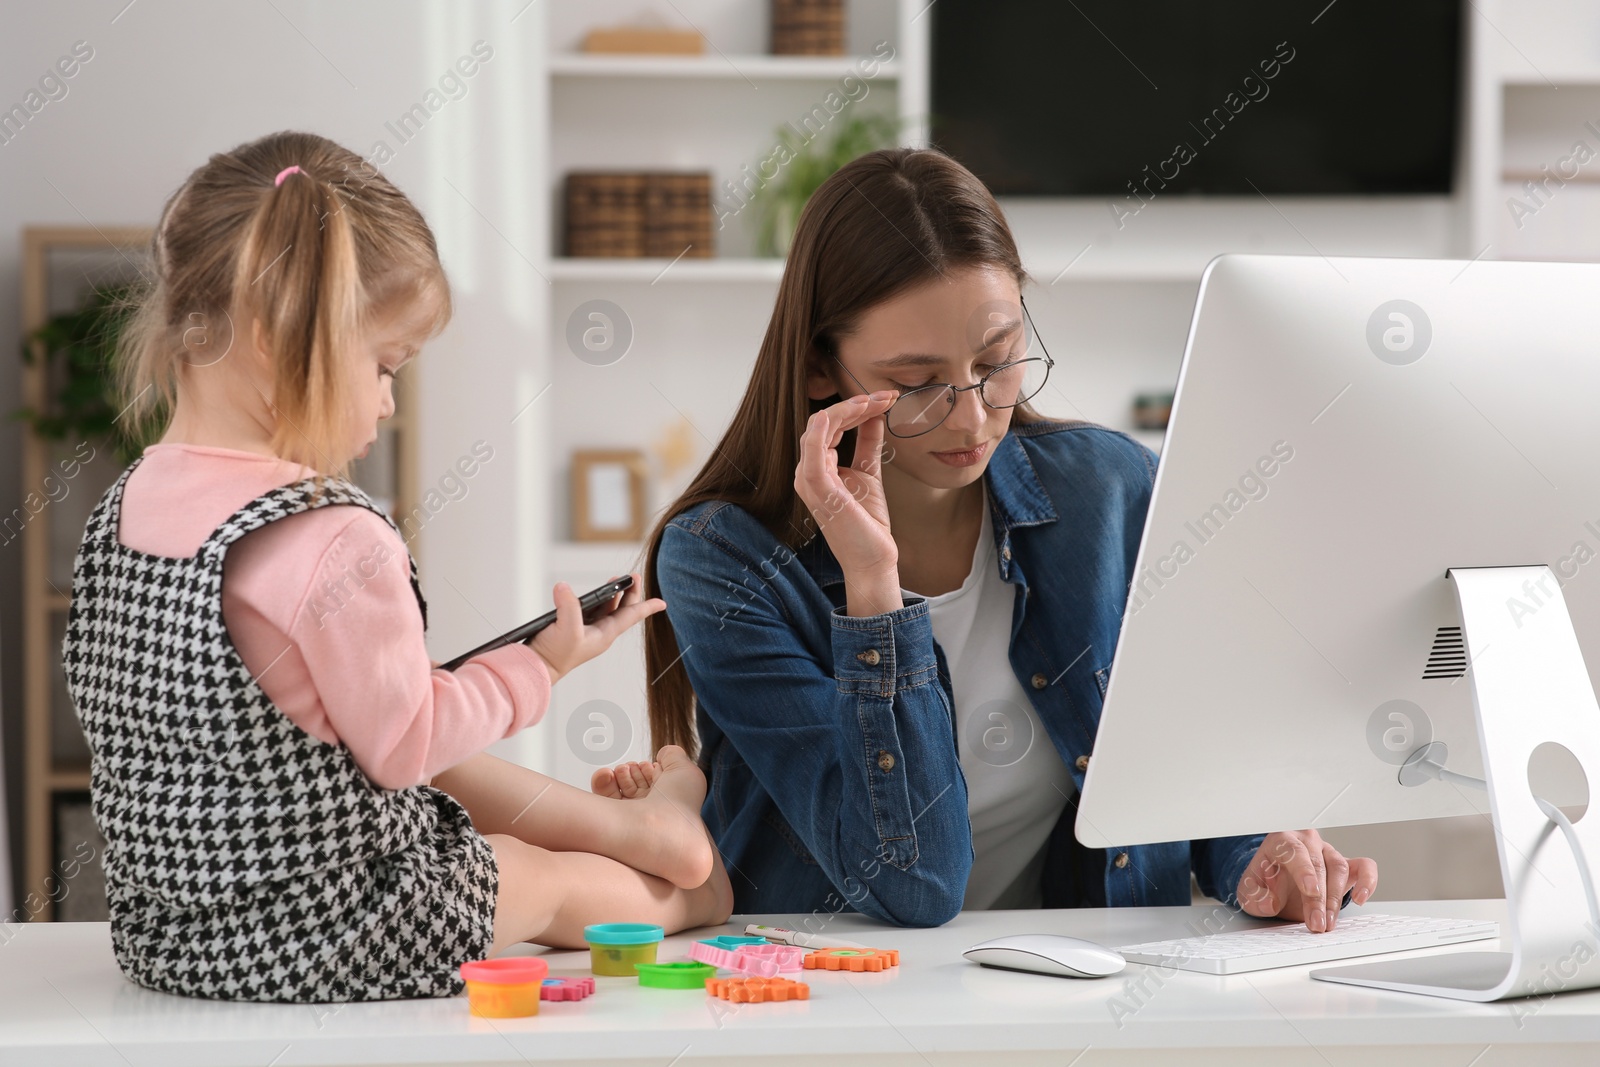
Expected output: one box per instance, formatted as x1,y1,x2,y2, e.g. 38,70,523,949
1477,3,1600,264
549,52,902,81
520,0,1599,790
530,0,919,785
1464,1,1600,261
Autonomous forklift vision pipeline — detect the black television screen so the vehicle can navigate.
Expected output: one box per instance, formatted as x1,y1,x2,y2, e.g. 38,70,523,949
931,0,1462,198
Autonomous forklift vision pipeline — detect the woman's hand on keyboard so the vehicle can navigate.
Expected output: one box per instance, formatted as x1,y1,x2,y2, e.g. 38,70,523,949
1235,830,1379,934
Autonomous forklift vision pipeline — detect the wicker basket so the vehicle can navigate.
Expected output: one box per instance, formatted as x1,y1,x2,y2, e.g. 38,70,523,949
644,173,714,258
565,173,647,258
565,172,714,258
771,0,845,56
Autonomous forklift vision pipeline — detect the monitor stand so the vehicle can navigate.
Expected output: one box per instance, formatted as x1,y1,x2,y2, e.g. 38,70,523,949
1311,565,1600,1002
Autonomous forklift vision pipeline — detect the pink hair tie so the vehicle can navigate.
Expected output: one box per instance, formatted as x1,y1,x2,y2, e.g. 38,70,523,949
273,165,303,187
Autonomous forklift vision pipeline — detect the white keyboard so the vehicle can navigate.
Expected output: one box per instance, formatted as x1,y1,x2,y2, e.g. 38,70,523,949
1116,913,1499,975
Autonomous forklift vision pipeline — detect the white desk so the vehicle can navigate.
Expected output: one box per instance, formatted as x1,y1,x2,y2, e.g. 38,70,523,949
2,899,1597,1066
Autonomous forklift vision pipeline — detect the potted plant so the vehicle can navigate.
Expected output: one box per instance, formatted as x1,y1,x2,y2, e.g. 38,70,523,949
756,112,901,258
13,285,147,465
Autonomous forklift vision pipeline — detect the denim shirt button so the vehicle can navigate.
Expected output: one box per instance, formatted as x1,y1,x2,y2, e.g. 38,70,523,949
1114,851,1130,869
857,648,881,667
1031,673,1048,689
1001,545,1013,561
877,750,896,773
1074,755,1090,772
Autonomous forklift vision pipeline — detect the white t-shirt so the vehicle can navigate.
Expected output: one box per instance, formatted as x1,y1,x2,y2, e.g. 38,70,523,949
906,492,1075,910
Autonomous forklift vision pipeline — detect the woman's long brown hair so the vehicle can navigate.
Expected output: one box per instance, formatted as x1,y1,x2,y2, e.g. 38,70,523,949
644,146,1042,759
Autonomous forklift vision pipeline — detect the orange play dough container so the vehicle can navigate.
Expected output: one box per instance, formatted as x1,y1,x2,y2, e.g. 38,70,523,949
460,957,549,1018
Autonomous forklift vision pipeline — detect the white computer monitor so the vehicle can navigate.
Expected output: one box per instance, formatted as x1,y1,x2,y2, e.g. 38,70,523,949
1077,253,1600,1001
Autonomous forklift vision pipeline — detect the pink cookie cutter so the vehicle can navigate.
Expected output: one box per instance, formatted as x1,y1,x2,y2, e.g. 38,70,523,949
736,943,806,973
689,940,806,976
540,976,596,1001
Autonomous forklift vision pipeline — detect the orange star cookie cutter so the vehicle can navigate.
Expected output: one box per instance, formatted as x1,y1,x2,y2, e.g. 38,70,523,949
704,976,811,1003
801,947,900,973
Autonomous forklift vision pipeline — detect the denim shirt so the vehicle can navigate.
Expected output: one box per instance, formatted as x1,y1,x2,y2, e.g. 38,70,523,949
656,420,1264,927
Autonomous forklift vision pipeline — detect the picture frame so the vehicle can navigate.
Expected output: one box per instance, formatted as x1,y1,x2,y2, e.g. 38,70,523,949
571,449,648,542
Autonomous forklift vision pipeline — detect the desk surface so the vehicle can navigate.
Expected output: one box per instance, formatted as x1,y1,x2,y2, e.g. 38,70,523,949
3,899,1597,1066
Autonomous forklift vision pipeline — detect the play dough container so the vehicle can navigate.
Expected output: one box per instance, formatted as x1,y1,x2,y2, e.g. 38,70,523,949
583,922,665,976
459,957,549,1017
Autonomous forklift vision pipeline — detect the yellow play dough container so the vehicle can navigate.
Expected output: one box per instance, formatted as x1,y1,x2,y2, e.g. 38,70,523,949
459,957,548,1017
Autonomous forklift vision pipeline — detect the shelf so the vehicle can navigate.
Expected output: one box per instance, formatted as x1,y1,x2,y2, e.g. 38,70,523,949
1494,253,1600,266
47,763,90,791
550,53,900,81
1501,70,1600,88
1024,252,1212,284
46,592,70,612
1502,170,1600,185
551,258,786,283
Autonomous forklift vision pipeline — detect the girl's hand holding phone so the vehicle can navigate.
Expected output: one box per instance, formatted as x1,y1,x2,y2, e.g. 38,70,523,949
527,572,664,683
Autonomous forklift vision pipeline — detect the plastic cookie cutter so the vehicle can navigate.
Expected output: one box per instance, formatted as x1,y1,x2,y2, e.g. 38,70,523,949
801,947,901,973
699,935,768,952
540,976,596,1002
688,936,804,976
688,936,762,971
705,976,811,1003
733,943,807,974
635,961,718,989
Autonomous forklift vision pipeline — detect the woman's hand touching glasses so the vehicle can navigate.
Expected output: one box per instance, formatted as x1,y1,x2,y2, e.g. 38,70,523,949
794,390,904,618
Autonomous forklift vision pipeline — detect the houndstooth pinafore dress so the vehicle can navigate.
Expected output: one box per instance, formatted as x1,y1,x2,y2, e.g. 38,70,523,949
60,458,498,1002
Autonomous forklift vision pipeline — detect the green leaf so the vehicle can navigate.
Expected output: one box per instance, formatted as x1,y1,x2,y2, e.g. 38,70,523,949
11,283,145,459
755,112,902,259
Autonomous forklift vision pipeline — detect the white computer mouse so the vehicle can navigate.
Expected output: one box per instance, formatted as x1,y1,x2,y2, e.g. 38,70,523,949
963,934,1127,978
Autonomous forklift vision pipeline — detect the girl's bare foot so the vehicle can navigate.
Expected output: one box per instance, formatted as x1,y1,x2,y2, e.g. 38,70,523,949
628,745,715,889
590,760,661,799
702,837,735,926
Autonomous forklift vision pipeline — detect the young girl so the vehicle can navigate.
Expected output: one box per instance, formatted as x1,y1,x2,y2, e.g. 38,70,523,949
61,130,730,1004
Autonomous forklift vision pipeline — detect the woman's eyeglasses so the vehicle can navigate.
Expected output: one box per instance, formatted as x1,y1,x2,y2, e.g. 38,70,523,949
831,299,1054,438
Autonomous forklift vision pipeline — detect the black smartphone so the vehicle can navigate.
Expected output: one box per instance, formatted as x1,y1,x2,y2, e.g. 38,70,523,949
438,575,635,671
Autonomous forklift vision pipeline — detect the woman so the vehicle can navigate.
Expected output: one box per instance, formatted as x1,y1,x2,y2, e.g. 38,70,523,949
642,147,1377,929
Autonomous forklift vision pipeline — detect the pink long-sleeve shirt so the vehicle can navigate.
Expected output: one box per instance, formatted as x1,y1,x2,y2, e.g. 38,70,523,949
117,443,550,790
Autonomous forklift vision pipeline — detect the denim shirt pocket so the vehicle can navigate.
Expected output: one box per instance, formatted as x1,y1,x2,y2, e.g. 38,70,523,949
711,737,819,866
762,805,820,866
1094,663,1112,700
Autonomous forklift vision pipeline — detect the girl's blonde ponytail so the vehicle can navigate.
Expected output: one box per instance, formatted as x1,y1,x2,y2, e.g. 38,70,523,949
238,166,361,475
115,131,450,481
